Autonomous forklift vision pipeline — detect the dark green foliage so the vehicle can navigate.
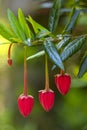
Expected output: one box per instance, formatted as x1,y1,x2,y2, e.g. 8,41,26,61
63,8,80,33
78,52,87,77
27,37,70,61
43,40,64,70
61,36,86,61
56,37,71,50
48,0,62,33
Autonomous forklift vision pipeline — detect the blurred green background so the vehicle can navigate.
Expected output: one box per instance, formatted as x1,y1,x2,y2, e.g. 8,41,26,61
0,0,87,130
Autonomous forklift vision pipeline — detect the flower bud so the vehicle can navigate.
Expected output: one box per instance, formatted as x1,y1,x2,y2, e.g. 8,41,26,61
55,74,71,95
39,89,55,112
8,59,12,66
7,44,13,66
18,94,34,117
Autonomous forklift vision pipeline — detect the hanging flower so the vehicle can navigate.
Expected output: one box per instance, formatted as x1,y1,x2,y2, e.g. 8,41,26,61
39,89,55,112
55,73,71,95
18,94,34,117
18,47,34,117
39,55,55,111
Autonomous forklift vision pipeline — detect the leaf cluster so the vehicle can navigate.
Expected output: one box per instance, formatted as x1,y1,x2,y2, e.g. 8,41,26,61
0,0,87,77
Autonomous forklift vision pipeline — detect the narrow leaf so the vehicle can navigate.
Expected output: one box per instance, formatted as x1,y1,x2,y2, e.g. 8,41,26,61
61,36,86,61
78,52,87,78
7,9,26,41
36,30,51,39
44,40,64,70
18,8,31,38
63,8,80,33
0,41,11,45
51,37,70,70
0,23,15,41
10,37,22,43
28,16,49,34
27,50,45,60
56,37,71,50
48,0,62,33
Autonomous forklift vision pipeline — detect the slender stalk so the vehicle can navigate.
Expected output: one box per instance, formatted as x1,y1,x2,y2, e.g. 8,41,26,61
45,54,49,91
60,69,65,75
23,46,28,95
8,43,13,59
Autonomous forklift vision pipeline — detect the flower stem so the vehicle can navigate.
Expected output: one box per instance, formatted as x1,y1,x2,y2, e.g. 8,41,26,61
8,43,13,59
23,46,28,95
45,54,49,91
60,69,65,75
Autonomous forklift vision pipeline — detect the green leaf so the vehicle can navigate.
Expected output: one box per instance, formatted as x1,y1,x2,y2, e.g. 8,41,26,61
78,52,87,78
27,37,70,61
0,41,11,45
61,38,79,51
36,30,51,39
27,16,49,34
7,9,26,41
0,23,15,41
18,8,32,38
61,36,86,61
63,8,80,33
27,50,45,60
48,0,62,33
10,37,22,43
44,40,64,70
56,37,71,50
52,37,71,70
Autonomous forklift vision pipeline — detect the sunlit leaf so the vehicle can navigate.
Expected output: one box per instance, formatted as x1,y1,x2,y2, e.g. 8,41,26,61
78,52,87,78
7,9,26,41
61,36,86,61
44,40,64,70
18,8,32,38
36,30,51,39
27,16,49,34
48,0,62,33
10,37,22,43
63,8,80,33
0,23,15,42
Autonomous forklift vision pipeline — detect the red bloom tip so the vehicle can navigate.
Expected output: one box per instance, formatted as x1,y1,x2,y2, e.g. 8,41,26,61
55,73,71,95
18,94,34,117
8,59,12,66
39,89,55,112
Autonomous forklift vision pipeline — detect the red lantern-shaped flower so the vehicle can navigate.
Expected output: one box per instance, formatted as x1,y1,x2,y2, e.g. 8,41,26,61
39,89,55,112
17,47,34,117
18,94,34,117
55,73,71,95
